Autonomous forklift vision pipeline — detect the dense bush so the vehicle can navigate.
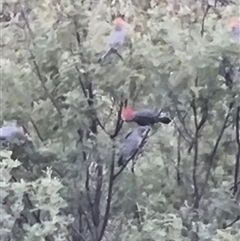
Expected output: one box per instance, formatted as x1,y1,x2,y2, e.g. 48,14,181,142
1,0,240,240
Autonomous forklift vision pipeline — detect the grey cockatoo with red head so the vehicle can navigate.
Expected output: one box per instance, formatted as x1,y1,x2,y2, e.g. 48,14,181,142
99,17,127,63
121,107,172,127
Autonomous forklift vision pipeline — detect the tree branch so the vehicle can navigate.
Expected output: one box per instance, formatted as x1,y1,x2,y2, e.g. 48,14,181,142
70,225,88,241
175,122,191,145
175,104,193,141
85,165,96,231
97,140,116,241
223,215,240,229
200,103,233,199
92,160,103,227
78,201,94,238
201,4,211,37
177,134,182,185
110,100,127,139
191,97,200,209
233,106,240,195
188,100,208,153
30,117,44,142
76,128,87,161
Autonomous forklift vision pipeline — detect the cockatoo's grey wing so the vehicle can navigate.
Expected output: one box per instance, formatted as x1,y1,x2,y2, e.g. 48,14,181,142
118,126,150,166
121,138,139,162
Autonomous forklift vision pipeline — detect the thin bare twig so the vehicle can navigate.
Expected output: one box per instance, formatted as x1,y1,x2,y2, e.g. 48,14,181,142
223,215,240,229
97,140,116,241
76,128,87,161
233,106,240,195
110,100,127,139
200,103,233,199
30,117,44,142
175,122,191,145
188,100,208,153
177,134,182,185
96,118,110,136
191,97,200,209
103,107,114,126
85,165,96,231
70,225,88,241
92,161,103,227
78,201,94,237
75,67,88,98
201,4,211,37
175,105,193,141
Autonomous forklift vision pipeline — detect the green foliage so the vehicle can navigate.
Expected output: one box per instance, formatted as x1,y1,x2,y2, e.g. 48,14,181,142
1,0,240,240
0,151,72,241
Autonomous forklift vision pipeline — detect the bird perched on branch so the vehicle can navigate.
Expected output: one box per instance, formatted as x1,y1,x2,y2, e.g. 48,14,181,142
0,125,27,147
98,17,127,63
121,107,172,126
118,126,150,167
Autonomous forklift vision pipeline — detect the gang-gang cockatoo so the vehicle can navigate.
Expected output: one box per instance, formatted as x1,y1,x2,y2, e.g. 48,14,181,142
98,17,127,63
121,107,172,126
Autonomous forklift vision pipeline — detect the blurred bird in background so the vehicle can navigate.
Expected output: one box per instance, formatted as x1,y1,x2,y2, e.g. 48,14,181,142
0,125,27,148
98,17,127,63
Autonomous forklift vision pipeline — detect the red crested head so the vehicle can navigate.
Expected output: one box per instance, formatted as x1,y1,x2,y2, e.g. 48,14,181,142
121,107,134,121
113,17,127,30
113,17,126,26
230,17,239,29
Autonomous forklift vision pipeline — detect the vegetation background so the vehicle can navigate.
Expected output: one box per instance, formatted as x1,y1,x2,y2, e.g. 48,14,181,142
1,0,240,240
